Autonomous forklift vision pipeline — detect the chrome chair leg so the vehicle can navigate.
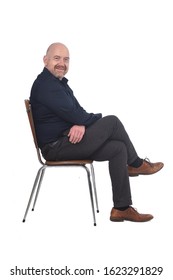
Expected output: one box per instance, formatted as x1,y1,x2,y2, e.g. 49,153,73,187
90,163,99,213
82,165,97,226
32,167,46,211
22,166,44,222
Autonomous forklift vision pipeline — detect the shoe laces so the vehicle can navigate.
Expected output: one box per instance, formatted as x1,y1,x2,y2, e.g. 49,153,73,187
129,206,140,215
129,206,138,212
144,157,153,167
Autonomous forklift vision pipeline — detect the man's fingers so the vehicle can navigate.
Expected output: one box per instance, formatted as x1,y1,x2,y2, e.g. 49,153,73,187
68,125,85,143
69,132,83,143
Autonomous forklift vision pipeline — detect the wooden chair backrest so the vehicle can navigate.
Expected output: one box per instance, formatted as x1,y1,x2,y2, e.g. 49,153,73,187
25,99,44,164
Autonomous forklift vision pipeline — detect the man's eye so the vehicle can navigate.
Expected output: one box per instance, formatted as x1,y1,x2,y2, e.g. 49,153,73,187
64,58,69,62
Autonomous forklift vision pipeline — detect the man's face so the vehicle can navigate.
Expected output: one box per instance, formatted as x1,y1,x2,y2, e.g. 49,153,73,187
43,44,70,79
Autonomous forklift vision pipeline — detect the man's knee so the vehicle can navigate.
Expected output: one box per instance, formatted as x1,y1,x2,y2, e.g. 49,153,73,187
102,115,121,126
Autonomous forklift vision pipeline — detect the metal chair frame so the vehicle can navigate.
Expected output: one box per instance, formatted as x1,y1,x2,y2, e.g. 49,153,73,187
22,100,99,226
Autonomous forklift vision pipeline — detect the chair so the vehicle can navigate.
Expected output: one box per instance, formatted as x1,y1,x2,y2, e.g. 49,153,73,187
22,99,99,225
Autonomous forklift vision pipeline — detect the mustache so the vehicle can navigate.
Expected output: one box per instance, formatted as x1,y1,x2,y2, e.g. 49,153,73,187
55,65,66,70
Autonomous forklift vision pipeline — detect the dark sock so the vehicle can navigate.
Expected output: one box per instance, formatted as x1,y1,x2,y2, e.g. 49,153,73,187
129,157,143,168
114,206,129,211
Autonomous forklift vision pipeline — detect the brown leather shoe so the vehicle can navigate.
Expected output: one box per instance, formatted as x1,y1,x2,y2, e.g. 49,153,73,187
110,207,153,222
128,158,164,176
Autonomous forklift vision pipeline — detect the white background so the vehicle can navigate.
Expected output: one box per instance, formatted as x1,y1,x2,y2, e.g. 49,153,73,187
0,0,173,279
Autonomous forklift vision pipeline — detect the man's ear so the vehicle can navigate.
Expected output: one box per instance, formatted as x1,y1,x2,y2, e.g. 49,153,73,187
43,55,47,65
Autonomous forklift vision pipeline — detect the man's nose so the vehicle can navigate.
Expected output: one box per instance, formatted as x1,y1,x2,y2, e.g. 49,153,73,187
58,57,64,65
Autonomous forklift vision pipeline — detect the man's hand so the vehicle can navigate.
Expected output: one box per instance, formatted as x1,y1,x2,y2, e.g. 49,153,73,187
68,125,85,144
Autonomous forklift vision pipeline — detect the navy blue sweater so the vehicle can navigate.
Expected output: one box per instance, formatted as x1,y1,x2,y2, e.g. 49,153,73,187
30,68,102,148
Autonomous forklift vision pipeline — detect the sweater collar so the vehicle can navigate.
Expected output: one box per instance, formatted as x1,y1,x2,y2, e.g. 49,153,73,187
43,67,68,84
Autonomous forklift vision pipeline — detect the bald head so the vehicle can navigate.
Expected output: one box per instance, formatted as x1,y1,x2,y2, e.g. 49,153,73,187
46,42,69,55
43,42,70,79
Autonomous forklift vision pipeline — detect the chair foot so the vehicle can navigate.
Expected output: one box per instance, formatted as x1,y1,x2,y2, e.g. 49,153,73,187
97,210,99,213
94,223,96,226
22,219,25,223
32,208,34,211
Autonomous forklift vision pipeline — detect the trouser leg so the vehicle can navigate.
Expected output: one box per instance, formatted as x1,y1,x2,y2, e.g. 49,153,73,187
91,140,132,207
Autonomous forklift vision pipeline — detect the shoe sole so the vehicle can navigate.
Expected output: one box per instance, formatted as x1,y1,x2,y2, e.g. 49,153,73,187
128,166,164,177
110,218,124,222
110,217,153,222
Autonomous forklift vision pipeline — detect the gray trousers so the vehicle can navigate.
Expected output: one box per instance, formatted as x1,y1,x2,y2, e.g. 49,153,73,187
42,115,139,208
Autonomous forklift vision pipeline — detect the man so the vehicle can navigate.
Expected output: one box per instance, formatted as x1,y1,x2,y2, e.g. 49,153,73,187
30,42,164,222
